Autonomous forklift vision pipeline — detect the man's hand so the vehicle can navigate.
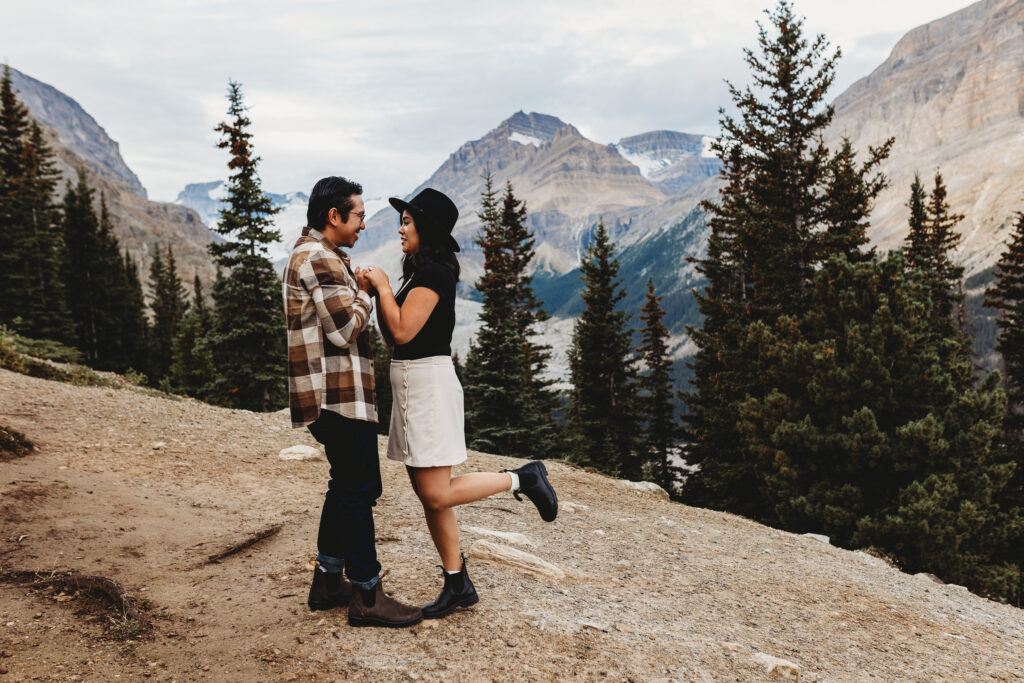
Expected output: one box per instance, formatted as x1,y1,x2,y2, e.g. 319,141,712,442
353,266,373,294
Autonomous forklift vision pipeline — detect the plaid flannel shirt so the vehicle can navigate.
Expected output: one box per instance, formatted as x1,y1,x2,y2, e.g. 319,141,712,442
283,227,376,428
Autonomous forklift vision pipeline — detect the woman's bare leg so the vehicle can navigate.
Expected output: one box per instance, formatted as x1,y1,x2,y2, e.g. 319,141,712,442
408,466,513,571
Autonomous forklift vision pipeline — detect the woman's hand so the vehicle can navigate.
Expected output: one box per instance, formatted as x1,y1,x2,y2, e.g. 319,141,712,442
363,265,391,294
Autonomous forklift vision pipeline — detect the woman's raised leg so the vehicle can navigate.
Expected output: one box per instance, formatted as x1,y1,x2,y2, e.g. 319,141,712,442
407,466,512,569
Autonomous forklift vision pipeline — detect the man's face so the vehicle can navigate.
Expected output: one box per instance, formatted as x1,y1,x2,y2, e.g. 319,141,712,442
325,195,366,248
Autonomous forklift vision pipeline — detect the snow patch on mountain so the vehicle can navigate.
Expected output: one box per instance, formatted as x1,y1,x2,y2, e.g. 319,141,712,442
509,132,543,147
614,147,672,179
701,135,717,159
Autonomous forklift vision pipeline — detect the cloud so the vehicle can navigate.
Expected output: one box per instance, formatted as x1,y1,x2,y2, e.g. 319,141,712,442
0,0,972,201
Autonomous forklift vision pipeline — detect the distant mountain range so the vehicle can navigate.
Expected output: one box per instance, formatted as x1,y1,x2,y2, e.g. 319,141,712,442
7,0,1021,374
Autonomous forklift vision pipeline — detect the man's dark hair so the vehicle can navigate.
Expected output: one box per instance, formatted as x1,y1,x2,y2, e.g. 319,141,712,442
307,176,363,228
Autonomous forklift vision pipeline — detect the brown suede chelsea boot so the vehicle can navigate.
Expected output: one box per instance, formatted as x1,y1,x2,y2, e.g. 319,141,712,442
308,568,353,611
347,577,422,628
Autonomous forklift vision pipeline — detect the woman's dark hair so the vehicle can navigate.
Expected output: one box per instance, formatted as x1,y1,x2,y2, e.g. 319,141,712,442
401,218,460,283
307,176,363,228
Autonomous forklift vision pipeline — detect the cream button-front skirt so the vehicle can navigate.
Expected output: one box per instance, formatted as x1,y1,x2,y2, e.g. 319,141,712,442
386,356,468,468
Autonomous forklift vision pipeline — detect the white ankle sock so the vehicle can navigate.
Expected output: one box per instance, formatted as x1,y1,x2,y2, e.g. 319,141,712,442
508,472,520,492
445,568,460,575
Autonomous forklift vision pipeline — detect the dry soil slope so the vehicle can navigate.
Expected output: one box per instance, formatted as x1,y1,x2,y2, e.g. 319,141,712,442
0,368,1021,682
826,0,1024,276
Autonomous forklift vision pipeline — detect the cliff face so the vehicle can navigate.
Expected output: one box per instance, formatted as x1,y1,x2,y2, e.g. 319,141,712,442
10,68,217,291
826,0,1024,275
8,66,148,198
44,121,217,289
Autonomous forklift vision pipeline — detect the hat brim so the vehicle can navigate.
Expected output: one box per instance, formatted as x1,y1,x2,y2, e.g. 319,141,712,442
389,197,460,252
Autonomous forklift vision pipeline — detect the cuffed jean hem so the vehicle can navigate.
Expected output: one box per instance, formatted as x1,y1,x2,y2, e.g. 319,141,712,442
316,553,378,590
349,573,379,591
316,553,345,574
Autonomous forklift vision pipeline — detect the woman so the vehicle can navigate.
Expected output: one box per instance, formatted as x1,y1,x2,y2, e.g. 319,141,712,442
363,187,557,620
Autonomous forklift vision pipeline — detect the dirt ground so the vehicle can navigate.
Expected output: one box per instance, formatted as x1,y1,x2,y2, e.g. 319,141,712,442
1,368,1022,682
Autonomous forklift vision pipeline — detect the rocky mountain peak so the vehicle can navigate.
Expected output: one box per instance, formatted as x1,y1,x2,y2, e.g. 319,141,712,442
614,130,709,159
7,66,147,198
494,111,570,146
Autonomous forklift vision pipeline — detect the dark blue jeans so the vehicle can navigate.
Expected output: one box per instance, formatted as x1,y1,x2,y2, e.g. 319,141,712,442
307,410,382,589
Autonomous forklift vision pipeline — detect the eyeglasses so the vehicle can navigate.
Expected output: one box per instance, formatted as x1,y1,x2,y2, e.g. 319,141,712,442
351,211,366,225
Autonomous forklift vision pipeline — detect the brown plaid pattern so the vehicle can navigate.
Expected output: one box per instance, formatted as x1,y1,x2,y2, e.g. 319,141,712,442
283,227,376,428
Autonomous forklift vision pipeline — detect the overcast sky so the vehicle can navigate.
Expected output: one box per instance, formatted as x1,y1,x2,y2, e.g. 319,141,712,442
2,0,972,202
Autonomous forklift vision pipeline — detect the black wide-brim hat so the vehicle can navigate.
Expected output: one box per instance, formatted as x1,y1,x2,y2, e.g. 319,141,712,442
389,187,460,252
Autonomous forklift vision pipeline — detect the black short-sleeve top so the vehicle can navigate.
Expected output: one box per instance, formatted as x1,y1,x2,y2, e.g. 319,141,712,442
392,262,456,360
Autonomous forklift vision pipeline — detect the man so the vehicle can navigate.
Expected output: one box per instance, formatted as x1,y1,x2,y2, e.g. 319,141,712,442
283,176,421,628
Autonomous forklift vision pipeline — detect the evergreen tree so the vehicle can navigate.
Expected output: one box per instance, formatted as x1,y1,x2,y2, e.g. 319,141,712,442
205,81,286,411
117,250,149,374
60,174,123,369
148,244,189,381
735,252,1022,599
369,324,393,435
985,212,1024,435
904,171,965,325
904,174,929,267
6,120,69,341
463,173,559,458
169,276,217,398
567,221,639,477
821,137,892,263
683,0,844,515
984,212,1024,596
0,64,33,326
636,278,681,495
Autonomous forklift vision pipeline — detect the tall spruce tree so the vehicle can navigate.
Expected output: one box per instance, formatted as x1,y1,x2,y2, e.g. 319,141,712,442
733,252,1022,599
682,0,843,515
117,250,149,374
463,174,558,458
0,64,33,326
636,278,681,494
985,212,1024,435
369,324,393,435
821,137,892,263
169,275,217,398
904,171,965,326
8,120,69,341
59,174,107,366
205,81,286,411
567,220,639,477
148,244,189,381
984,212,1024,597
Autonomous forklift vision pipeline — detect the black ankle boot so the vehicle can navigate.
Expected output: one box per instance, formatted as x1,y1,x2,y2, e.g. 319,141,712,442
507,461,558,522
422,554,479,619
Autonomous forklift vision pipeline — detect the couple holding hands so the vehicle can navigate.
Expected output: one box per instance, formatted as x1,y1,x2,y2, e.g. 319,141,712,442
283,176,558,628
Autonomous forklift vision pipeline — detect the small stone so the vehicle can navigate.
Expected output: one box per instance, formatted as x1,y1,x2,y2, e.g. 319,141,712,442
152,442,166,450
468,540,566,580
803,533,830,544
465,526,532,546
560,502,589,513
621,480,670,500
720,641,742,652
914,572,945,585
278,445,322,461
752,653,800,680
